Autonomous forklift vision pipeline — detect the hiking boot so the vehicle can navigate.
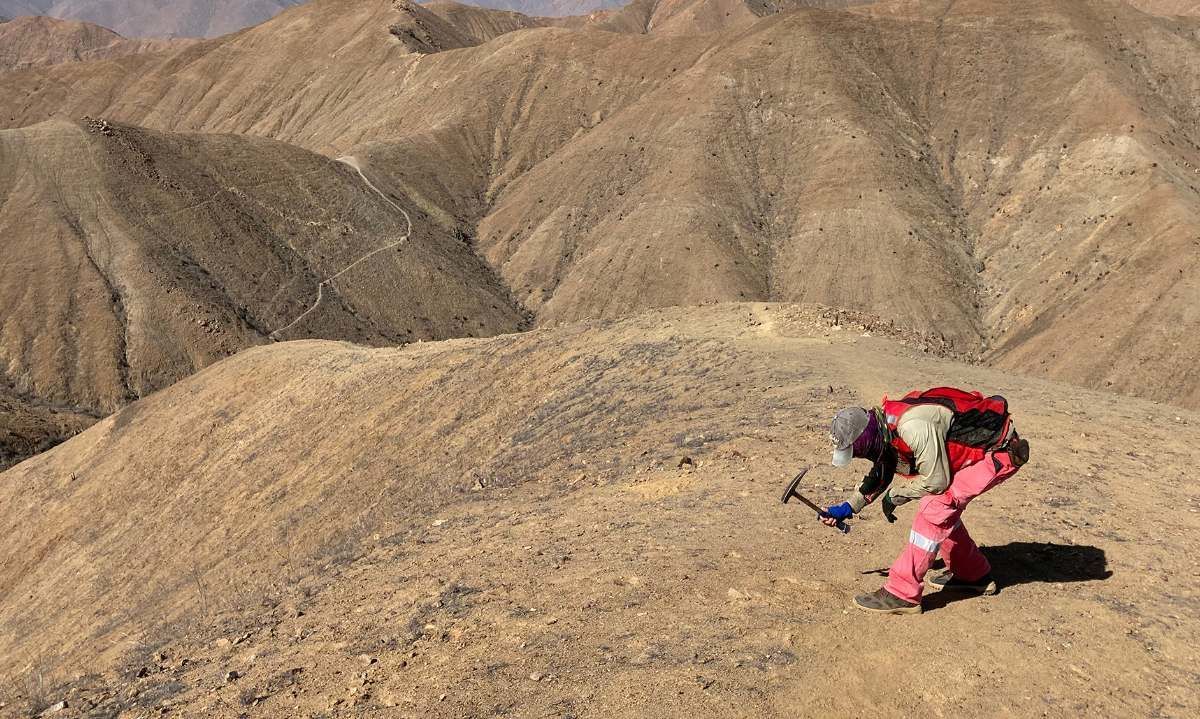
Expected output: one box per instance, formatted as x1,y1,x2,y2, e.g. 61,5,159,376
925,571,998,595
852,587,922,615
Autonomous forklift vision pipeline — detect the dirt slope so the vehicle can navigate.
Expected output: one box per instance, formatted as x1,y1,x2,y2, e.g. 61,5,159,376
581,0,871,35
422,0,553,42
0,15,190,72
0,119,524,436
0,387,94,471
0,303,1195,717
0,0,304,38
457,0,625,17
1128,0,1200,16
0,0,1197,409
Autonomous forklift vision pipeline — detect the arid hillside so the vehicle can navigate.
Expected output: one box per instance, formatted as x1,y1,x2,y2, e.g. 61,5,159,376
1128,0,1200,16
0,304,1196,717
1,0,1195,411
421,0,553,41
0,118,525,464
0,15,189,71
455,0,624,17
0,387,94,471
0,0,304,37
582,0,871,35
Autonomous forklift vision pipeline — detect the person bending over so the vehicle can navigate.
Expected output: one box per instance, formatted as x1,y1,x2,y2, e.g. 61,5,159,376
823,387,1030,614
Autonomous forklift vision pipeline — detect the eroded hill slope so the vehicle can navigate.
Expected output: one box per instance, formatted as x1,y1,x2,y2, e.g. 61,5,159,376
422,0,553,42
0,15,189,71
0,119,525,440
0,0,304,38
0,387,94,470
1128,0,1200,16
2,0,1197,409
0,304,1196,717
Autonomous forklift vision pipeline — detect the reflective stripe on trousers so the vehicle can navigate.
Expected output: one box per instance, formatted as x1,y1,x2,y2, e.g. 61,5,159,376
908,529,940,553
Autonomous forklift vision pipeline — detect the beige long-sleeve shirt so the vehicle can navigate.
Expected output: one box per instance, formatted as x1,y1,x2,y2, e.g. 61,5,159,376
849,403,953,512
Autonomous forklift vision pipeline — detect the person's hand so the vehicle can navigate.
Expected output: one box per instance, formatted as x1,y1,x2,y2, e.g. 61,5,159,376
881,493,898,523
823,501,854,519
820,501,853,521
819,501,852,530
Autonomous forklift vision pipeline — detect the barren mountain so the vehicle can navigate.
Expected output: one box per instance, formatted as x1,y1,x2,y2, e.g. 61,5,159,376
2,0,1195,411
583,0,871,35
422,0,552,41
0,304,1195,717
0,117,524,465
0,15,189,71
0,0,304,38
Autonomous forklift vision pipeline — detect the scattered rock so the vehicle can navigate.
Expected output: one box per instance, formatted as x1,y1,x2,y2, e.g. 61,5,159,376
357,654,377,666
224,670,240,683
677,456,694,469
83,117,113,136
378,690,401,707
528,672,544,681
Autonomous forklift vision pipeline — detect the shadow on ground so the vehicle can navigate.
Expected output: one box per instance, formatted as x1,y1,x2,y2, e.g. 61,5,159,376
925,542,1111,611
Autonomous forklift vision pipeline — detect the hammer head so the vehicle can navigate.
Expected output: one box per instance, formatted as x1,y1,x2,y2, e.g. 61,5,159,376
780,467,811,504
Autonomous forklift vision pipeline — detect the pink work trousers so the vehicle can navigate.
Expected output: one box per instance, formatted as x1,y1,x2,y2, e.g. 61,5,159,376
884,450,1023,604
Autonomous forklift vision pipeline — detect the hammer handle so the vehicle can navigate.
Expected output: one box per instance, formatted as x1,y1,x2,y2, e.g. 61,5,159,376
783,469,850,534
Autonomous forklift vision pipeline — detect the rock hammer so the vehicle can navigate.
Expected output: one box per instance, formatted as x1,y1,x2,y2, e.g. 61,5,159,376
781,466,850,534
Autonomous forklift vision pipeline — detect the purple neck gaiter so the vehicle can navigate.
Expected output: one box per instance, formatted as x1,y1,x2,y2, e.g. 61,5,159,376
851,412,882,460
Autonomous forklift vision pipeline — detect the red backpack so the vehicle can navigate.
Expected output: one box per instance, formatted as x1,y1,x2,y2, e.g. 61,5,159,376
881,387,1012,476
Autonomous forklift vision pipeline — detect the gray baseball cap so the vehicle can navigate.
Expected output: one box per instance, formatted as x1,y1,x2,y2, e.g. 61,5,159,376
830,407,869,467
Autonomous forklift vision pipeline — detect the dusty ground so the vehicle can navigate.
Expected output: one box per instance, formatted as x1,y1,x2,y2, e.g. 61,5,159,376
1,303,1196,717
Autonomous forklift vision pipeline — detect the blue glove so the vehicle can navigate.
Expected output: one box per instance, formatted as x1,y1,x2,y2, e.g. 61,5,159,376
822,502,854,520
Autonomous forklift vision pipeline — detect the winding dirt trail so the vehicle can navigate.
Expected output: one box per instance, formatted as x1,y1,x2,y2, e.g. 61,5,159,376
269,156,414,340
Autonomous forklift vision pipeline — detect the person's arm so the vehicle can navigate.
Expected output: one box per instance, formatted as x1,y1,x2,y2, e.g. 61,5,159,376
848,448,897,513
886,405,952,506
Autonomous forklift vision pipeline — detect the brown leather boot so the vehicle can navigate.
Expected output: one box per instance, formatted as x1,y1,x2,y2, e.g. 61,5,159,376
852,587,922,615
